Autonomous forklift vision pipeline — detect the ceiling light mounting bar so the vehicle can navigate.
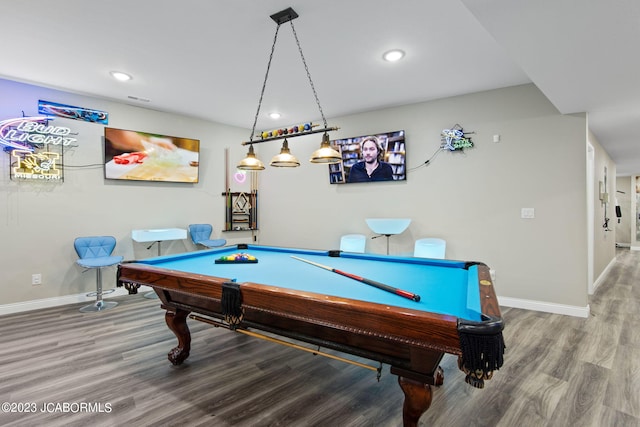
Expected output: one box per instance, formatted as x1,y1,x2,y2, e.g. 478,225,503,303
270,7,299,24
241,126,339,146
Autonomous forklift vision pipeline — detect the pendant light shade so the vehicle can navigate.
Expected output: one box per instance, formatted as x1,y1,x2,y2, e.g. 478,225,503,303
270,139,300,167
310,132,341,164
237,144,265,171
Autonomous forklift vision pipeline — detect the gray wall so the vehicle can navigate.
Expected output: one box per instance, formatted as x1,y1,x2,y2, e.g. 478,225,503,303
615,176,631,246
629,176,640,250
0,80,615,315
590,131,617,290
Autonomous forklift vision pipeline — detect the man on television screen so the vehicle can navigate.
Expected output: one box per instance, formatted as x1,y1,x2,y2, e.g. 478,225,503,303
347,136,394,182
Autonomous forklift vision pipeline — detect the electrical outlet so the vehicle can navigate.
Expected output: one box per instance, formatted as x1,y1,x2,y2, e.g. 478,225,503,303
32,273,42,285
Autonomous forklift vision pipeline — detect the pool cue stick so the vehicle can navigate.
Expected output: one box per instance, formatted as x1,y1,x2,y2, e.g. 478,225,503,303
226,189,231,231
189,314,380,373
224,148,231,231
224,147,229,193
251,172,257,230
251,190,256,230
235,329,379,373
291,256,420,302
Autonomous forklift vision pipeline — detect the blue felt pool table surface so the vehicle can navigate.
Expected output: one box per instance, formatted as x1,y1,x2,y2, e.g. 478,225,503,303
135,245,483,321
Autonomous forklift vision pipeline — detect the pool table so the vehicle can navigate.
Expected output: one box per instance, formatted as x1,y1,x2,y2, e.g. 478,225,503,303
117,244,504,427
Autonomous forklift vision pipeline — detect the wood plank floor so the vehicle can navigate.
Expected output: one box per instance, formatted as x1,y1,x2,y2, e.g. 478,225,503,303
1,249,639,426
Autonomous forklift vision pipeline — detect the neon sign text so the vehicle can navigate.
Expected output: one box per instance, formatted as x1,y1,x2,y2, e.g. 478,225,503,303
11,150,61,180
0,117,77,151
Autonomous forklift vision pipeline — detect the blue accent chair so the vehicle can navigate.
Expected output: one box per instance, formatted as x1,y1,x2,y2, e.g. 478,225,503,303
74,236,123,312
413,238,446,259
340,234,366,253
188,224,226,249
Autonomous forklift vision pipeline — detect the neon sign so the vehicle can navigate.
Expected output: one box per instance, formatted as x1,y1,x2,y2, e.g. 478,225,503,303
0,116,76,151
38,99,108,124
11,150,61,180
441,125,474,152
234,170,247,184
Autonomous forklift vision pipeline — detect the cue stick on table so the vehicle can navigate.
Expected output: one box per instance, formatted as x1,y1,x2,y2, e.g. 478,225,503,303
291,256,421,302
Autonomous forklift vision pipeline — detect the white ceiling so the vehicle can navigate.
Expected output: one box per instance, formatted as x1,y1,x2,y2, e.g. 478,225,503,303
2,0,638,175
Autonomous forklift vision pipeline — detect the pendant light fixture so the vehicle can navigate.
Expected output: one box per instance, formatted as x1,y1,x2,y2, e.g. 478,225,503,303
237,144,265,170
310,132,341,164
237,7,340,171
270,139,300,167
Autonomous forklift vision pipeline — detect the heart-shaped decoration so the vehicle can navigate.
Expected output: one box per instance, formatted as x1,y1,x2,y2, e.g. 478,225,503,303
234,171,247,184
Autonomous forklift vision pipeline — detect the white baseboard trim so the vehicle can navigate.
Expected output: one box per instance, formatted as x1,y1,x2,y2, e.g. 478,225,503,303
590,256,617,295
0,286,153,316
631,246,640,251
498,296,590,318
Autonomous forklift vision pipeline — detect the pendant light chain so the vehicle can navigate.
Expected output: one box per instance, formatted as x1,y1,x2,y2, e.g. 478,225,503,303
289,20,329,129
249,23,282,142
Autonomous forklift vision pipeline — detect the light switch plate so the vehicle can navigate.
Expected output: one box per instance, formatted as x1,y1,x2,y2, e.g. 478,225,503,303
521,208,535,219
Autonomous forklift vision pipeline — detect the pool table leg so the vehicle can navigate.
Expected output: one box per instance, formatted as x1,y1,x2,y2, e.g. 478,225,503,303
165,307,191,365
395,366,444,427
398,376,433,427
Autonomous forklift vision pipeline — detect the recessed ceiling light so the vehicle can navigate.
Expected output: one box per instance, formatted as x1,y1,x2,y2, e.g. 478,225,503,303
110,71,132,81
382,49,405,62
269,112,281,119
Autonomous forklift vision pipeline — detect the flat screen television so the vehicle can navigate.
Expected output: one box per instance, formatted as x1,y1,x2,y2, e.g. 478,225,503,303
104,127,200,183
328,130,406,184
